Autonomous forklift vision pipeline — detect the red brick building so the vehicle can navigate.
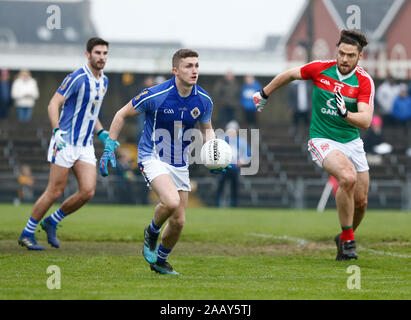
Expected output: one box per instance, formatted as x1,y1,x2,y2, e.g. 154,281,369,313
285,0,411,79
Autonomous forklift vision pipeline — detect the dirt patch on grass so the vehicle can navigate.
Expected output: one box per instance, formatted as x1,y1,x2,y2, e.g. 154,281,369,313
0,239,335,257
2,239,409,257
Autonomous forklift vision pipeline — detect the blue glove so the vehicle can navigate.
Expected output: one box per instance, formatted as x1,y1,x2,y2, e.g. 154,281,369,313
97,129,109,145
210,164,232,175
99,137,120,177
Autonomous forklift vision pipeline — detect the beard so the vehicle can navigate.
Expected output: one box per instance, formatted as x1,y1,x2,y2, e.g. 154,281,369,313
90,59,105,71
337,60,358,75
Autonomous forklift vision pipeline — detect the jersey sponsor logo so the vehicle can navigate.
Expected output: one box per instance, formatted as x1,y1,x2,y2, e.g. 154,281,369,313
190,107,200,119
322,98,338,116
164,108,174,114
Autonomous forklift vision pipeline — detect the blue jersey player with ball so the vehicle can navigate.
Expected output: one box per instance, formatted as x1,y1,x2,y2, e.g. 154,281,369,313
100,49,228,274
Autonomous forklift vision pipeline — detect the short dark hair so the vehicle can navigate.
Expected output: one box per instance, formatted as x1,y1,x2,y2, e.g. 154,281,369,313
172,49,199,67
336,29,368,52
86,37,109,53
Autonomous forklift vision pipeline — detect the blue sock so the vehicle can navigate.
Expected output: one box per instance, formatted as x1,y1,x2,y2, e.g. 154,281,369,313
47,208,66,226
157,243,172,263
22,217,39,236
149,219,161,235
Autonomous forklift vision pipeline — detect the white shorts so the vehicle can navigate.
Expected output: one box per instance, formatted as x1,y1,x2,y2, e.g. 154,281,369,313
47,136,96,168
308,137,369,172
138,159,191,191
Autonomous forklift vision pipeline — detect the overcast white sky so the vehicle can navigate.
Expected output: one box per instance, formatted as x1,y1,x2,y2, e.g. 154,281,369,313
91,0,306,49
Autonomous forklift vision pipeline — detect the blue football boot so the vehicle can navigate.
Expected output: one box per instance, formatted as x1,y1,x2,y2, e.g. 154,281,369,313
150,261,179,275
18,233,45,250
40,218,60,248
142,226,158,264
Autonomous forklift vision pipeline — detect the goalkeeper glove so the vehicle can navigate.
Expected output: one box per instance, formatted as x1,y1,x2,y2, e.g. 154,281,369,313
97,129,109,145
52,127,67,150
335,91,348,118
252,89,268,112
210,164,232,175
99,137,120,177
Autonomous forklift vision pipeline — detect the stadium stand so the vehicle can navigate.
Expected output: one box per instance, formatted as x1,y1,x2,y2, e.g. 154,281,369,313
1,114,411,209
1,111,410,209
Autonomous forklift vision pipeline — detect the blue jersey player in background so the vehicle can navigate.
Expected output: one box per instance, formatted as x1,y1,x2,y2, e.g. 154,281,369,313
18,38,111,250
99,49,225,274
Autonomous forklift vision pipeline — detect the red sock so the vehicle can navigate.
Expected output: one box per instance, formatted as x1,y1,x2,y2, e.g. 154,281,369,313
340,226,355,242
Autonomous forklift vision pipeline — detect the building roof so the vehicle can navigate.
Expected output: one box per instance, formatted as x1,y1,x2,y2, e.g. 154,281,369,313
0,0,285,75
327,0,404,40
0,0,96,45
285,0,405,44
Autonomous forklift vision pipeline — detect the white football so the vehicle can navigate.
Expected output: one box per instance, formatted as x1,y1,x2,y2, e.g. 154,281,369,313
200,139,232,170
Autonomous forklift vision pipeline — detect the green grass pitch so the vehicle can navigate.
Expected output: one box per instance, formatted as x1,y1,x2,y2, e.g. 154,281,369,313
0,204,410,300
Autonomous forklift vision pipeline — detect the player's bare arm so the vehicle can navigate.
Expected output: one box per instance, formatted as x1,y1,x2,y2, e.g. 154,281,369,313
94,119,104,133
344,102,373,130
47,92,66,129
263,66,303,96
199,121,216,143
253,66,303,111
108,101,139,140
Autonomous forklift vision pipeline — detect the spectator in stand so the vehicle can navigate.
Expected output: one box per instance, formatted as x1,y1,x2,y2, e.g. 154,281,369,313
216,120,250,207
363,115,392,165
11,69,39,122
213,71,240,127
0,69,12,119
391,84,411,156
240,75,261,128
287,79,311,139
18,164,35,203
376,76,399,126
115,148,136,204
391,84,411,124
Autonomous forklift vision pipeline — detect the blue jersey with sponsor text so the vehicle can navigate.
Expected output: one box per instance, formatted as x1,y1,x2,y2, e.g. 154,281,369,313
56,64,108,146
132,76,213,167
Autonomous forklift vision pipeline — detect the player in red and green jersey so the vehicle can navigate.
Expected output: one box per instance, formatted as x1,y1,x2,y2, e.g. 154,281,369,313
253,30,374,261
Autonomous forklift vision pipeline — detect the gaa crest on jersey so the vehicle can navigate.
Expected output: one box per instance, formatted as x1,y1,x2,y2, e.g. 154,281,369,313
190,107,200,119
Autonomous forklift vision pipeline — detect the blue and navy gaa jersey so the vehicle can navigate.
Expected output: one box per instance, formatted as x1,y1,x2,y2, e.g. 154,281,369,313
56,64,108,146
132,76,213,167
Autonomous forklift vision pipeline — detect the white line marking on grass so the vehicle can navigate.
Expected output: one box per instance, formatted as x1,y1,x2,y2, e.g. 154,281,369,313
248,233,411,259
360,248,411,259
247,233,308,245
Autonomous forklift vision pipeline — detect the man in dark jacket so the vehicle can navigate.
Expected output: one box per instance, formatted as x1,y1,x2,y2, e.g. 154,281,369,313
0,69,11,119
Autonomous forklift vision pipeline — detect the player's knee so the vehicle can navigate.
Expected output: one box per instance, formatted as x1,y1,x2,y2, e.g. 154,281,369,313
339,171,357,191
355,195,368,210
163,197,180,212
47,186,65,201
80,188,95,201
169,215,185,231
